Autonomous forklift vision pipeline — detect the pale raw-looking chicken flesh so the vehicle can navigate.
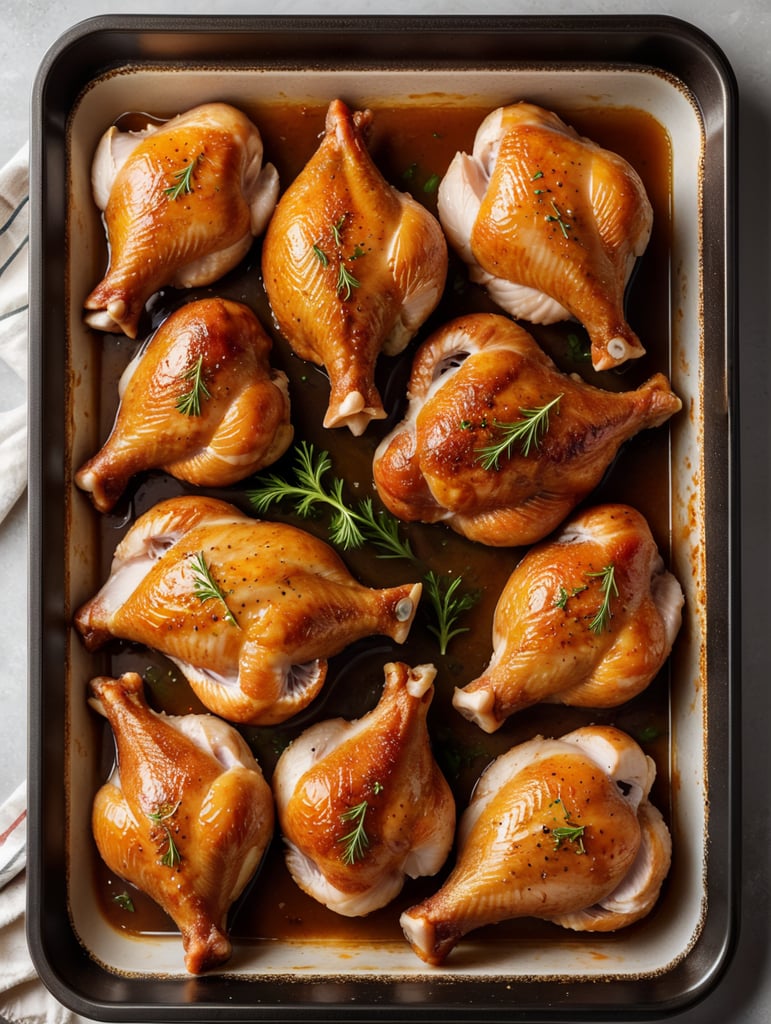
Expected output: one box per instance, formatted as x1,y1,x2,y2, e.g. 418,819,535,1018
84,102,280,338
88,671,274,974
74,496,422,726
437,102,653,371
76,298,293,512
373,313,682,547
400,725,672,965
273,662,455,917
261,98,448,435
454,503,684,732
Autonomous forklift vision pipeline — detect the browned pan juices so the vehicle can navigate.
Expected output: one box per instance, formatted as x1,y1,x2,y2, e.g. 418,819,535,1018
91,97,675,949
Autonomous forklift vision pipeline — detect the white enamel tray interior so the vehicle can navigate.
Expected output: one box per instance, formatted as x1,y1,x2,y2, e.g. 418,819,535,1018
64,65,706,981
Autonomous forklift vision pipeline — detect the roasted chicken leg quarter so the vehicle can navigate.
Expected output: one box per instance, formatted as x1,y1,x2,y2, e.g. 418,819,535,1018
74,496,422,726
437,101,654,371
273,662,455,917
400,725,672,965
373,314,682,547
262,99,448,434
76,298,293,512
454,504,684,732
85,103,279,338
89,671,274,974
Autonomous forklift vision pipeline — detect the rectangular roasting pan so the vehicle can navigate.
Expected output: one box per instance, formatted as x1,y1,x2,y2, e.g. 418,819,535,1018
27,14,738,1023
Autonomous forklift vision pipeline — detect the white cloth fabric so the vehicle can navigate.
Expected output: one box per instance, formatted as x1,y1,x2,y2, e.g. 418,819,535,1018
0,143,29,526
0,148,89,1024
0,790,81,1023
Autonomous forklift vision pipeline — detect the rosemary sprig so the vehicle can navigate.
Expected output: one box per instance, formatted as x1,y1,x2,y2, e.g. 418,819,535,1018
554,583,588,611
338,799,371,865
312,243,329,266
189,551,237,626
311,213,362,299
247,442,414,561
356,496,415,560
147,802,182,867
549,799,587,855
424,570,479,655
475,393,563,470
552,822,587,854
164,154,201,200
331,213,347,246
546,200,571,239
585,563,618,634
175,354,211,417
336,262,360,300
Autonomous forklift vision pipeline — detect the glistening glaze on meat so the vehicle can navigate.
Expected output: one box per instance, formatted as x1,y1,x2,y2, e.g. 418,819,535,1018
373,313,682,546
262,99,448,435
400,725,671,965
453,503,685,732
84,102,279,338
88,671,274,974
273,662,455,917
74,496,422,726
76,298,292,512
437,102,653,370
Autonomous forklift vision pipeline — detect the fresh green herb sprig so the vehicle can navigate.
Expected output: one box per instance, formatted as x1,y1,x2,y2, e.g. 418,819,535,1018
313,213,362,300
546,200,572,239
113,892,135,912
548,798,587,855
424,570,479,655
147,802,182,867
585,563,618,634
475,394,563,470
336,262,360,300
164,155,201,200
337,783,383,865
338,801,370,865
552,821,587,854
189,551,237,626
247,446,481,654
312,244,329,266
331,213,347,246
554,583,588,610
175,354,211,417
247,442,414,561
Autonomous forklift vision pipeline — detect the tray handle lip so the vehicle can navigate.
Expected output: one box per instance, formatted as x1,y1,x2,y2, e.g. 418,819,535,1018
31,12,738,100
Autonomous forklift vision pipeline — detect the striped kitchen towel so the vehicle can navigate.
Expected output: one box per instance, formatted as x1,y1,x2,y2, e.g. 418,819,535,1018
0,147,87,1024
0,782,25,891
0,142,28,528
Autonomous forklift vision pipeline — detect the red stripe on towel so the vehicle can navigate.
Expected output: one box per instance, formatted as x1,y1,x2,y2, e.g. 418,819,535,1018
0,808,26,846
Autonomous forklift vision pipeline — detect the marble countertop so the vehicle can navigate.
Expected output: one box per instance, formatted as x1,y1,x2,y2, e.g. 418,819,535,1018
1,2,768,1022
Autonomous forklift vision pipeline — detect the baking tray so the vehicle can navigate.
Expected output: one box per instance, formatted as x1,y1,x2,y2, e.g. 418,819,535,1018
27,14,738,1022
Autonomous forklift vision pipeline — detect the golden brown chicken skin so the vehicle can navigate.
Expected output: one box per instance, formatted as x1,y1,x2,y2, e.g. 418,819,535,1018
76,298,292,512
273,662,455,917
74,496,422,726
262,99,448,435
85,103,279,338
88,671,274,974
373,314,682,547
438,102,653,371
453,504,684,732
400,725,671,965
